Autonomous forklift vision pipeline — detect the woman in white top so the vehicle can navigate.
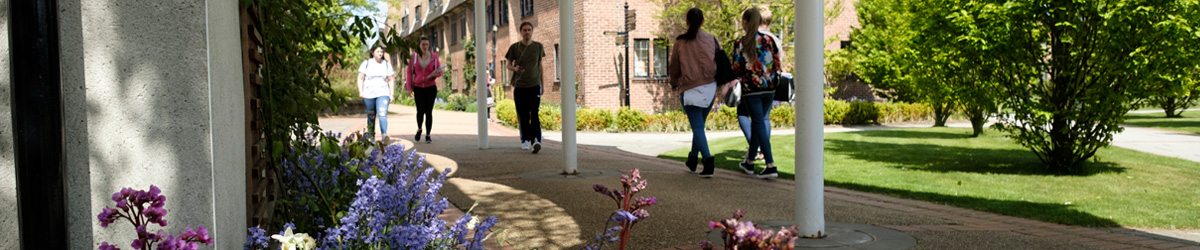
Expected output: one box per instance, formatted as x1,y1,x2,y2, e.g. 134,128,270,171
357,45,396,139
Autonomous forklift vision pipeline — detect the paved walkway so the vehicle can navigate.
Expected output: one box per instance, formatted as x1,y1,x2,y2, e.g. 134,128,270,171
320,105,1200,250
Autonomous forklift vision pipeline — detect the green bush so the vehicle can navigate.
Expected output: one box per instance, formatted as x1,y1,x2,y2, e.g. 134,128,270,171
824,99,850,124
442,94,473,111
706,106,741,130
496,99,517,126
465,103,478,113
538,105,562,131
576,108,614,131
644,111,689,132
844,100,881,124
615,107,647,132
393,83,416,106
770,104,795,128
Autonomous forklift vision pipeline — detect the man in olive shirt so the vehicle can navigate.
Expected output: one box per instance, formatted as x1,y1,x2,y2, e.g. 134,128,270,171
506,21,546,153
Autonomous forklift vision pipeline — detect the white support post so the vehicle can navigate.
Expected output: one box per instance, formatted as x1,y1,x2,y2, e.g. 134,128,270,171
796,0,826,237
476,0,489,149
559,0,578,174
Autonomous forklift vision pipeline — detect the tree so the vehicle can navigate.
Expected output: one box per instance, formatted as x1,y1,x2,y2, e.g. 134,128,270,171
961,0,1195,172
463,36,476,95
907,0,1001,135
1142,3,1200,118
652,0,800,66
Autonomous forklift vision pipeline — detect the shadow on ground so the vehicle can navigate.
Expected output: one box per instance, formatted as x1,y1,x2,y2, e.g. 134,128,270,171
824,139,1127,176
827,181,1123,228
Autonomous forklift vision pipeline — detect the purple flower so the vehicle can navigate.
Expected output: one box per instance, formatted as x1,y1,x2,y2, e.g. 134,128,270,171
243,227,268,250
610,210,638,222
99,241,121,250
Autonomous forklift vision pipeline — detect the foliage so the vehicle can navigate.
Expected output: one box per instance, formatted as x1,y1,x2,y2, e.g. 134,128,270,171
845,0,918,103
699,210,798,250
964,0,1197,171
495,99,518,126
643,111,690,132
463,37,477,94
538,104,563,131
576,108,615,131
586,169,658,250
96,185,214,250
823,99,850,124
257,132,498,250
1123,110,1200,135
615,107,647,132
444,94,474,111
251,0,413,166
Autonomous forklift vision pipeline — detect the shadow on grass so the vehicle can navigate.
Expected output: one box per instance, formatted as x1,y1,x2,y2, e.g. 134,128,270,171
825,139,1127,176
826,180,1122,227
1122,120,1200,134
847,129,977,139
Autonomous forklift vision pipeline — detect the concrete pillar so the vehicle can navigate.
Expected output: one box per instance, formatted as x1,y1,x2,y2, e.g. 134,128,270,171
795,0,827,237
1,0,17,246
476,0,489,149
56,0,245,249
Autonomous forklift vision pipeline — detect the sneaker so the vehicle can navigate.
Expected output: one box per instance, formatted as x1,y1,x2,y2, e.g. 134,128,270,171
415,130,422,141
425,135,431,144
739,162,755,175
757,167,778,179
521,141,531,150
531,141,542,154
698,157,715,178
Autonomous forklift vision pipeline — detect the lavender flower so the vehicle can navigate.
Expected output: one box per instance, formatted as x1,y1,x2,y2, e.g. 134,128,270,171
96,186,213,250
243,227,268,250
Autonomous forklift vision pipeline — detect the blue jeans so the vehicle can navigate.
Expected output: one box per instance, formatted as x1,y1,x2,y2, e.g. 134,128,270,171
682,94,713,159
743,93,775,164
364,96,391,136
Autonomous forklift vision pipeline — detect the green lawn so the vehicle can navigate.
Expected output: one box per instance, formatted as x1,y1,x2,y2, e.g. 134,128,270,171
1124,110,1200,134
659,127,1200,228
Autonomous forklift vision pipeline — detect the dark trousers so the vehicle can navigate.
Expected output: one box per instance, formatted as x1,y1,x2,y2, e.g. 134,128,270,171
413,86,437,135
514,86,542,143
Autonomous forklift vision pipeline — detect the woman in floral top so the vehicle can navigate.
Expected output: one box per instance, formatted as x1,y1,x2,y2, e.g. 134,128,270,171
730,7,781,179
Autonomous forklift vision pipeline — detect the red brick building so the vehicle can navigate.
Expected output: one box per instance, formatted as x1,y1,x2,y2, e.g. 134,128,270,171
389,0,877,112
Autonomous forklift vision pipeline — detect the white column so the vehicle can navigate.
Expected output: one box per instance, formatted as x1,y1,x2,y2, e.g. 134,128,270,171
476,0,489,149
796,0,826,237
559,0,578,174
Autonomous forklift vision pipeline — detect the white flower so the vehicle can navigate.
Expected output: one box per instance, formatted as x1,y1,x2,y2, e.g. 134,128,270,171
271,227,318,250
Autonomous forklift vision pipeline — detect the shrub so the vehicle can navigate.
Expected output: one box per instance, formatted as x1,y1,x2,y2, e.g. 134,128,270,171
465,103,478,113
441,94,474,111
496,99,517,126
844,100,881,124
770,104,795,128
706,106,741,131
824,99,850,124
576,108,614,131
539,105,562,131
644,111,689,132
615,107,647,132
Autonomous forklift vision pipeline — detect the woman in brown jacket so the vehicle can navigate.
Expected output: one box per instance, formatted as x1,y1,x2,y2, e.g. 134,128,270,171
668,8,721,178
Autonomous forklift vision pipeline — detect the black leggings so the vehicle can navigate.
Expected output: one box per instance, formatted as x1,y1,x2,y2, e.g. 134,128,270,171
413,86,437,135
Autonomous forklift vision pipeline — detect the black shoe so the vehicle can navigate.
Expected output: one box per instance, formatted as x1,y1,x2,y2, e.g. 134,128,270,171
425,135,431,144
532,141,542,154
757,167,778,179
739,162,755,175
685,156,698,173
698,157,715,178
415,129,422,141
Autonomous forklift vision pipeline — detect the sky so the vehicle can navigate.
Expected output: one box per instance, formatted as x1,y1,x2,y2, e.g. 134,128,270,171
351,0,391,50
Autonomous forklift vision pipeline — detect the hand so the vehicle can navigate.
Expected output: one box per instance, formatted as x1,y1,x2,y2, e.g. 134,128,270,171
426,74,437,81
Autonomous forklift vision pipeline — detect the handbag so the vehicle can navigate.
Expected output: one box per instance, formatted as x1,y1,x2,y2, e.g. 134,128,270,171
773,73,793,102
713,37,736,85
722,81,741,108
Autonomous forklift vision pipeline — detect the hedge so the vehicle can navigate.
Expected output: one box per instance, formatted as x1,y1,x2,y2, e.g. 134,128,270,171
494,99,935,132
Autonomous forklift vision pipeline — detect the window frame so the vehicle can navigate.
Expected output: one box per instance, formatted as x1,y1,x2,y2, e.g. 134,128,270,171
498,0,509,25
653,41,668,78
554,44,560,82
520,0,534,17
633,39,650,78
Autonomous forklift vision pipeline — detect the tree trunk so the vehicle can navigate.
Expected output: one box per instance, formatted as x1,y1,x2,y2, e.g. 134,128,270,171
966,106,986,137
932,101,951,127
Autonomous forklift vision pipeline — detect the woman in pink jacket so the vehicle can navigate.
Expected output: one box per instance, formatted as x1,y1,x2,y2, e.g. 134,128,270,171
406,36,442,143
668,8,720,178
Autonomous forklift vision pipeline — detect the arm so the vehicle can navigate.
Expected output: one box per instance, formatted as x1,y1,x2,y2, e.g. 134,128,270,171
667,42,681,89
357,73,367,98
405,57,415,92
426,53,444,80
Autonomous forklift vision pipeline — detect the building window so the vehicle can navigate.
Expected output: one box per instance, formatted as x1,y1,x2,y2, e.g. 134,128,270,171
415,6,422,23
401,15,409,30
554,44,560,81
520,0,534,17
451,21,458,45
461,18,467,41
487,4,494,27
428,0,439,12
431,25,440,51
634,39,650,78
500,60,509,86
498,0,509,25
653,41,668,78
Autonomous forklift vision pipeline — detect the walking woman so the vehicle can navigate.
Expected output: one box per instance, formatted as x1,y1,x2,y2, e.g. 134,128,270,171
406,36,442,143
357,44,396,140
730,7,782,179
668,8,721,178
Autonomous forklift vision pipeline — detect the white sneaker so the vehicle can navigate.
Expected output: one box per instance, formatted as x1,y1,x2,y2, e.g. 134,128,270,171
521,141,531,150
532,141,541,154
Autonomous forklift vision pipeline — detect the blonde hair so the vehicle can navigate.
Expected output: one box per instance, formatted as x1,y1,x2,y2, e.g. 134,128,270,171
757,4,773,25
741,7,763,65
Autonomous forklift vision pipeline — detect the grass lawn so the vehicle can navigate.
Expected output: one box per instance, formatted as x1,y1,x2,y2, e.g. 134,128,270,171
1124,110,1200,134
659,127,1200,228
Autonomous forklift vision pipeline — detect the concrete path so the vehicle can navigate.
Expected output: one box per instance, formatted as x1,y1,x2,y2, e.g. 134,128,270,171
320,106,1200,250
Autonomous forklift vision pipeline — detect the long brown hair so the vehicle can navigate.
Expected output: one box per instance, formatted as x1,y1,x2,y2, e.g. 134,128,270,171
741,7,762,65
676,8,704,40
